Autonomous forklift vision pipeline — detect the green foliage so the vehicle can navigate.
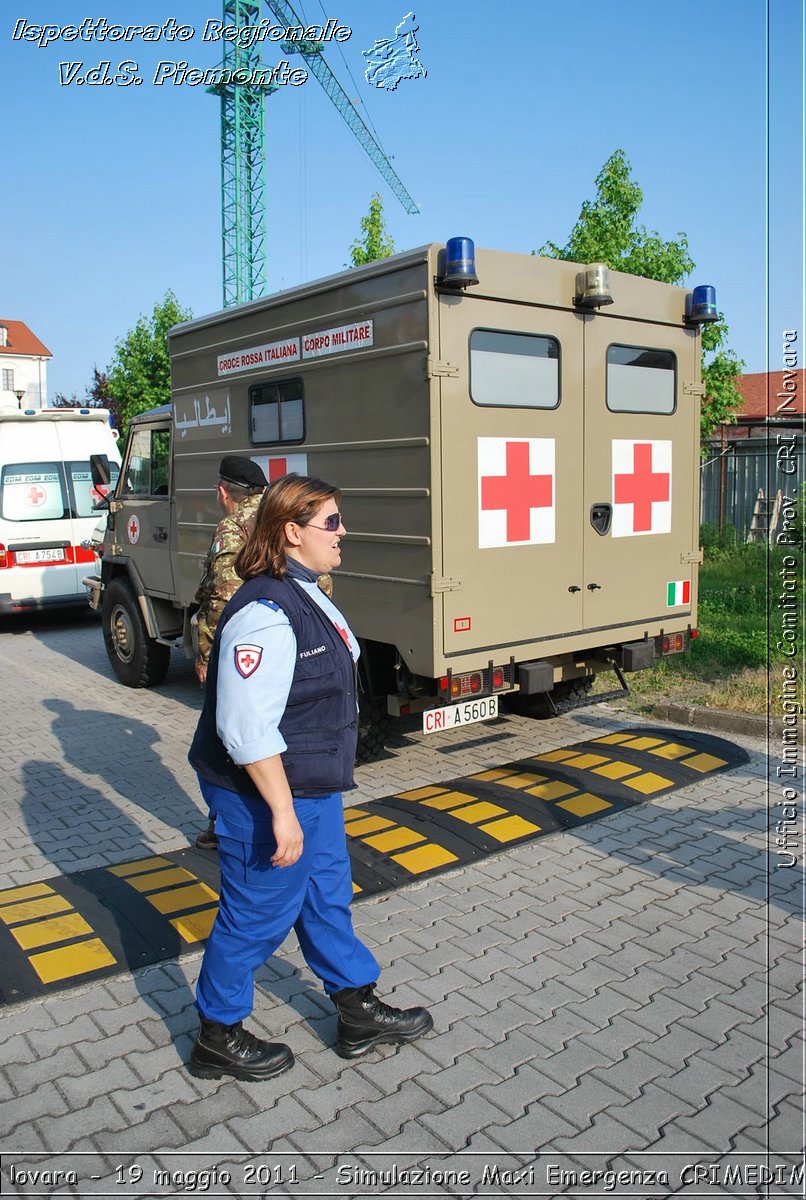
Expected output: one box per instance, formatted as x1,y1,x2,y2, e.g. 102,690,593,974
349,193,395,267
699,318,745,440
537,150,694,283
107,291,191,440
537,149,744,440
699,521,737,558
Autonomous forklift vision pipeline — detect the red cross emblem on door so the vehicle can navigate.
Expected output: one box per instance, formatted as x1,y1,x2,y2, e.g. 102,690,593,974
611,440,672,537
478,438,555,547
27,485,47,507
127,514,141,544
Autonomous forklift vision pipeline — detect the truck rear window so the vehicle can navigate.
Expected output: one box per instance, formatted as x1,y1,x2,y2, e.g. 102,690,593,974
0,460,120,521
250,378,304,444
607,345,676,413
470,330,560,409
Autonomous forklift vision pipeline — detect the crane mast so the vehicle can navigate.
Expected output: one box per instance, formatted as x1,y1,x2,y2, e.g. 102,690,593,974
211,0,417,307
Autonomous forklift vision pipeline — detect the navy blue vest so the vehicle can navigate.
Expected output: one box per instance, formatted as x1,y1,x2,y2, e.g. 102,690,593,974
189,573,358,798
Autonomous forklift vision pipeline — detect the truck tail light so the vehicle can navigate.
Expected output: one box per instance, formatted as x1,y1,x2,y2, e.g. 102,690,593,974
691,628,699,639
662,634,685,655
0,544,7,569
441,666,511,700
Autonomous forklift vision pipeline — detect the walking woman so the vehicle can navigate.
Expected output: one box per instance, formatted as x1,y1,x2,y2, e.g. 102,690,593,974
187,474,433,1081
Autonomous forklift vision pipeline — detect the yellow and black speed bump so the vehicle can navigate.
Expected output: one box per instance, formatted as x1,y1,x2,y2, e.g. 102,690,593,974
0,728,748,1005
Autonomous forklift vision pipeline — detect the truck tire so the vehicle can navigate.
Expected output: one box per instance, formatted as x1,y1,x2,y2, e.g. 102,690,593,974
504,677,594,719
356,696,389,764
102,578,171,688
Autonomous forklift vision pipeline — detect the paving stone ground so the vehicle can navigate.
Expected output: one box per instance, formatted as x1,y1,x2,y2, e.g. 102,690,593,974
0,609,802,1198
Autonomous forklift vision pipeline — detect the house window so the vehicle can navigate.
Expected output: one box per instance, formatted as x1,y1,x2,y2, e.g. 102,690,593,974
2,369,14,392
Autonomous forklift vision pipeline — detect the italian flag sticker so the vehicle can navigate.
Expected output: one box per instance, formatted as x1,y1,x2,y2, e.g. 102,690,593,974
667,579,691,606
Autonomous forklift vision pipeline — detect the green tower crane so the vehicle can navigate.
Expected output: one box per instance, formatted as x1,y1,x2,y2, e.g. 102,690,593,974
210,0,418,307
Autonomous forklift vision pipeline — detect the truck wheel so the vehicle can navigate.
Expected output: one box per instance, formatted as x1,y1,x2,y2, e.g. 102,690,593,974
102,578,171,687
356,697,389,764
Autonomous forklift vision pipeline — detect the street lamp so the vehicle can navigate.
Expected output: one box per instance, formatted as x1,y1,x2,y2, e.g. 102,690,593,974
14,389,25,410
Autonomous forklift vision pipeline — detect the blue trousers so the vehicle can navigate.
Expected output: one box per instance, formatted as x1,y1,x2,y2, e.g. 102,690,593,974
196,792,379,1024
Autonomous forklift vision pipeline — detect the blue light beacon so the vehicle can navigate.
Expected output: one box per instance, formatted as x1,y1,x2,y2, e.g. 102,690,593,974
442,237,479,288
686,285,719,325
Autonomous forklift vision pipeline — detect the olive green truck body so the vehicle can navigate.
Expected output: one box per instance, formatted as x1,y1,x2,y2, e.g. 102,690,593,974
90,243,703,721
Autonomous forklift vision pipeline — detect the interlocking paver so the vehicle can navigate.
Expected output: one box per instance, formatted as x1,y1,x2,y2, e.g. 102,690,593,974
0,619,795,1173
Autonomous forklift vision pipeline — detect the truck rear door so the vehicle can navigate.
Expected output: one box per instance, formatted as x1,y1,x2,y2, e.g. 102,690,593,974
438,297,585,657
582,316,698,629
438,295,699,662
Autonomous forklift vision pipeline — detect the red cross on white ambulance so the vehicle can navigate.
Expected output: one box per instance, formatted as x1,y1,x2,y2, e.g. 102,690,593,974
611,440,672,538
477,438,555,548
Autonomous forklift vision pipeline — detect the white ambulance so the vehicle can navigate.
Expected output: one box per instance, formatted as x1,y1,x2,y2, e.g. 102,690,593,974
0,406,121,613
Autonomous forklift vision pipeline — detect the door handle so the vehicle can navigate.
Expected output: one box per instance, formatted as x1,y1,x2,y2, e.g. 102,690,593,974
590,503,612,536
568,585,581,593
587,582,602,591
153,526,168,542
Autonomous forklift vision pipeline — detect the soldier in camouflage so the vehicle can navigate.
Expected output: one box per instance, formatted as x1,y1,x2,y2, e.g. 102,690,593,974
193,456,268,850
194,456,269,685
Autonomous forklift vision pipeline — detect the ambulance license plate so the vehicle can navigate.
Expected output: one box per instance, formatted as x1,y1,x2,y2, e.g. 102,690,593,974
15,547,66,565
423,695,498,734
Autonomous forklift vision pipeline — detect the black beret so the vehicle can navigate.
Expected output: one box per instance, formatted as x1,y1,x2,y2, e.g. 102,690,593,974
218,456,268,489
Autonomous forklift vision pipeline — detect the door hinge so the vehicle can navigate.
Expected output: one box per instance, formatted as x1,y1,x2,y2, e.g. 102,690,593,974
681,548,704,564
430,573,462,595
683,380,705,396
109,500,124,513
426,356,459,379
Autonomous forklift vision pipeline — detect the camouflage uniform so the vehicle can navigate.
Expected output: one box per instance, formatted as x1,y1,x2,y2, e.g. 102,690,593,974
195,493,263,667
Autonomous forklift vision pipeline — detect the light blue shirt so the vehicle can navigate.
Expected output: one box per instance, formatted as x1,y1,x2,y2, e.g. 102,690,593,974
216,578,359,767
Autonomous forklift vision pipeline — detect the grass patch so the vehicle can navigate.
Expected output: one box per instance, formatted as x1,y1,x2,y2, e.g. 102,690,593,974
599,540,789,717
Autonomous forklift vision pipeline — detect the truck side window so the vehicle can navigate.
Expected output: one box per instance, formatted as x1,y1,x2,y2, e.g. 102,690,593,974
120,428,171,496
607,345,676,414
250,378,304,444
470,330,560,409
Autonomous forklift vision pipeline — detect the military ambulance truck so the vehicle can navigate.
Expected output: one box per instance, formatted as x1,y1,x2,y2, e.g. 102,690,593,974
87,241,711,740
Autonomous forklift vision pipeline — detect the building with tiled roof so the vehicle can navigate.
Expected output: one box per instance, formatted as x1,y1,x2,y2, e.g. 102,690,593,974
720,370,805,439
0,320,52,409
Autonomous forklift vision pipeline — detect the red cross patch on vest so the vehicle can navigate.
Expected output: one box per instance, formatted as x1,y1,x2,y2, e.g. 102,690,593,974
234,644,263,678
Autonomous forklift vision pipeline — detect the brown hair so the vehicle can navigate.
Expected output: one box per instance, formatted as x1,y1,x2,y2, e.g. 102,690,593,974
235,474,340,581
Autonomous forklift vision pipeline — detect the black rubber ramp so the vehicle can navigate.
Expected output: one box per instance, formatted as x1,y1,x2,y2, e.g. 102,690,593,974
0,728,748,1006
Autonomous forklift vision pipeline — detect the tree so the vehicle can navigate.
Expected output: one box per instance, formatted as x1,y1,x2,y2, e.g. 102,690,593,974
106,291,191,439
537,150,743,439
349,193,395,267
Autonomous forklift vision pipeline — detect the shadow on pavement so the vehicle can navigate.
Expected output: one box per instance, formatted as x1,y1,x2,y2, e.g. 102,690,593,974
42,697,204,837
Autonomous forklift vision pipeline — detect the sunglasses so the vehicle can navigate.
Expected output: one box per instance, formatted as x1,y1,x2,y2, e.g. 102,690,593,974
304,511,343,532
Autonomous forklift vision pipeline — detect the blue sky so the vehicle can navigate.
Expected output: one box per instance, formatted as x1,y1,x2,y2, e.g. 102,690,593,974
3,0,803,402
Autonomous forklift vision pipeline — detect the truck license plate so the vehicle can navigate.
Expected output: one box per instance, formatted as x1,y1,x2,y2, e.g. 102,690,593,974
423,695,498,734
15,547,66,565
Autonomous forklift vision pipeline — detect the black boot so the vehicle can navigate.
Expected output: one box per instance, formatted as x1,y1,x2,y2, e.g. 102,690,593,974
332,984,433,1059
195,819,217,851
189,1019,294,1081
